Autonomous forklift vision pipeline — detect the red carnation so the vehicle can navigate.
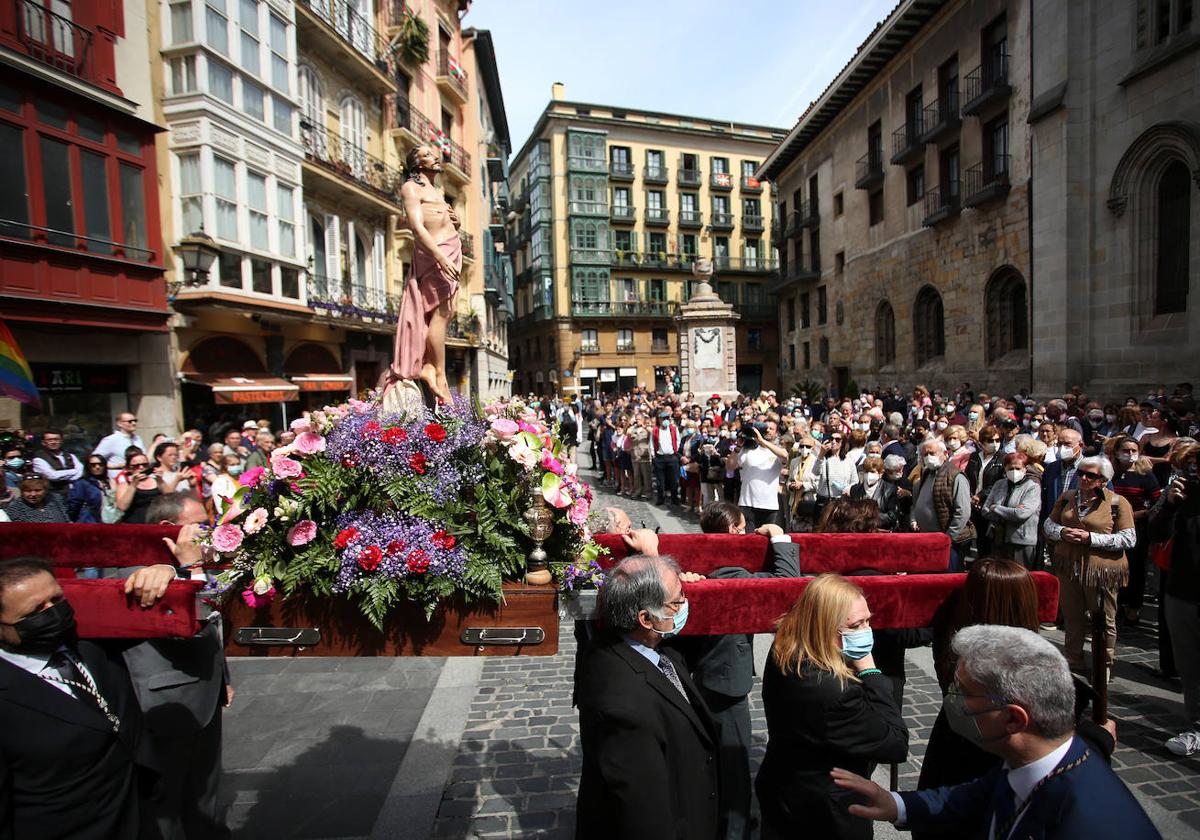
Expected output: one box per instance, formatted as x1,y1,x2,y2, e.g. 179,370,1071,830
406,549,430,574
363,421,382,438
409,452,427,474
334,527,358,550
432,530,456,550
382,427,408,445
386,539,406,555
358,545,382,571
424,423,447,442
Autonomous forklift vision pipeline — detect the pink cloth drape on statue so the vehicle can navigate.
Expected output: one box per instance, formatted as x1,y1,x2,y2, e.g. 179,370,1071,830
391,235,462,380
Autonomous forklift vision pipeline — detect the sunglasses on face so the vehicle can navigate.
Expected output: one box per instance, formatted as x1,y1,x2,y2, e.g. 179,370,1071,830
1077,471,1103,480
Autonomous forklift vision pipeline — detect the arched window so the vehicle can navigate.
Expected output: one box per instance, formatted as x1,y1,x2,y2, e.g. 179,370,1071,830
985,268,1028,362
875,300,896,369
913,285,945,367
1157,160,1191,314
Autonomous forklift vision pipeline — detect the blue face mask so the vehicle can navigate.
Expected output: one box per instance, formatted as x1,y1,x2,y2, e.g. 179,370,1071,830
228,465,244,476
841,627,874,660
812,431,824,441
653,599,689,638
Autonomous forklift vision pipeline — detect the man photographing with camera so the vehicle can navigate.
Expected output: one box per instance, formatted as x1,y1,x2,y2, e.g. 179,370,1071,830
735,422,788,528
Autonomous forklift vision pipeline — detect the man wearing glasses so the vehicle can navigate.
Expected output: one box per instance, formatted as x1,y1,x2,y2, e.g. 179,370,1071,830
93,413,145,479
831,626,1155,838
575,554,719,840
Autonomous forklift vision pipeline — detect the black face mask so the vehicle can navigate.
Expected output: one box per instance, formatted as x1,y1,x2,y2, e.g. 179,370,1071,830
3,600,77,654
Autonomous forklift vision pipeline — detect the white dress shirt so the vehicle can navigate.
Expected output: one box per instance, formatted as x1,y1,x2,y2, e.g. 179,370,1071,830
0,645,94,698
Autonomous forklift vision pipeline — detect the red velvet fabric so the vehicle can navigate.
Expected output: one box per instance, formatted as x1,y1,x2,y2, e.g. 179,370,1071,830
59,579,202,638
678,572,1060,634
594,532,951,575
0,523,182,567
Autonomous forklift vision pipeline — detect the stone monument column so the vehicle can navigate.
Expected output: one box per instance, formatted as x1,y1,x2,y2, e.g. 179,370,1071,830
676,258,739,398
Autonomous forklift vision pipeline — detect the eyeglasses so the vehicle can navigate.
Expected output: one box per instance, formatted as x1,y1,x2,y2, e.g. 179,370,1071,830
88,461,106,468
663,596,687,611
121,417,138,423
946,683,1007,709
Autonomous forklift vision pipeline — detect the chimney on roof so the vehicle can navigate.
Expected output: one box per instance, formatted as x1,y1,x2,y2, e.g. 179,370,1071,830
551,82,565,101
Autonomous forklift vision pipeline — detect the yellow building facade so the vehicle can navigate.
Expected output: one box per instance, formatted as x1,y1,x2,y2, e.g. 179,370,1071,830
508,85,786,398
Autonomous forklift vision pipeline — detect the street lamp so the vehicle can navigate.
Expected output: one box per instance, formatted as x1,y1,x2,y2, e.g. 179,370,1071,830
171,228,220,297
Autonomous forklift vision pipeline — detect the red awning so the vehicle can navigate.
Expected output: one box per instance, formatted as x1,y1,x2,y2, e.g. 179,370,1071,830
186,375,299,404
291,374,354,392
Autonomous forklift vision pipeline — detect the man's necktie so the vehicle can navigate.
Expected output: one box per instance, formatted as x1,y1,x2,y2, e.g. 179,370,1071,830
44,650,121,731
991,777,1017,840
658,656,690,703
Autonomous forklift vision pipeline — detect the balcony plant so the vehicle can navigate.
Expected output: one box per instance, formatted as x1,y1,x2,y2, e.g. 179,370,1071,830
396,9,429,66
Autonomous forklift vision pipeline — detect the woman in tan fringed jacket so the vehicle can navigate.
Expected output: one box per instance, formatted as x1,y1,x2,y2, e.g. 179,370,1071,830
1044,455,1136,676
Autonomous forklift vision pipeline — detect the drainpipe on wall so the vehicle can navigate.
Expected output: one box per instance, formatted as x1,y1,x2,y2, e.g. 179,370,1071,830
1026,0,1036,396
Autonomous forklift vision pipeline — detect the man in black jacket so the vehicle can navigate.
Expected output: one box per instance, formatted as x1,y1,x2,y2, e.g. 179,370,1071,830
671,502,801,840
575,554,720,839
0,556,150,840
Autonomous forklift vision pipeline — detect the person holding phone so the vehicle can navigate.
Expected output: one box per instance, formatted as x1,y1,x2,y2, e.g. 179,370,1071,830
113,449,163,525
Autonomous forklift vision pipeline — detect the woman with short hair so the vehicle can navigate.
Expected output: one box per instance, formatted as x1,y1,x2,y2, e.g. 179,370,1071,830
982,452,1042,567
1044,454,1135,674
756,574,908,839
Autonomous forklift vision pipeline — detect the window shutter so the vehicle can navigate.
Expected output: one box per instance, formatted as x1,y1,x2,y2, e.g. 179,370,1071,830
324,214,340,282
373,228,386,293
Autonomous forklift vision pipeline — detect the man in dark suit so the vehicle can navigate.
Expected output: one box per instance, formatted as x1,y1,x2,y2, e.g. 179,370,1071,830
575,554,720,839
0,556,150,839
116,492,232,840
671,502,800,840
832,626,1159,838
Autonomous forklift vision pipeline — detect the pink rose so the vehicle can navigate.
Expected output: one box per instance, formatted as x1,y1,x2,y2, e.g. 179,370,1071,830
212,524,244,554
243,507,269,534
509,441,538,470
567,498,589,526
272,456,303,478
290,417,312,434
484,402,506,416
349,398,372,415
490,418,519,440
287,520,317,546
239,466,266,487
241,585,276,608
294,432,326,455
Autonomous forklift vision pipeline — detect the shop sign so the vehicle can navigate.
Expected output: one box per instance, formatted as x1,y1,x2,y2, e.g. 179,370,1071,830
619,367,638,376
217,390,295,405
599,370,617,382
32,364,128,393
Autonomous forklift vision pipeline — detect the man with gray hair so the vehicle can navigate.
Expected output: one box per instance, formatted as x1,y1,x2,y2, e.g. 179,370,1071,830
575,554,719,840
832,626,1158,838
911,437,975,570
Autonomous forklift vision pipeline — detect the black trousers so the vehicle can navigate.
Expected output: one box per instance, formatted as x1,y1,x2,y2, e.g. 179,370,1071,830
141,708,231,840
653,455,680,503
743,506,779,529
698,687,752,840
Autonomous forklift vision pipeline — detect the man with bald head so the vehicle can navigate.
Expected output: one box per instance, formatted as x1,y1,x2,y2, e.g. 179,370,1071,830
575,554,720,839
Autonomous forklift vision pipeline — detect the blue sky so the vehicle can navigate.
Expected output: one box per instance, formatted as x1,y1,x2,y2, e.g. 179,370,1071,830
465,0,899,148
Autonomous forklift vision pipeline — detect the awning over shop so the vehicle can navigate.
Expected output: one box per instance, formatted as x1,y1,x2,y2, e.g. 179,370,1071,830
290,374,354,392
185,375,299,404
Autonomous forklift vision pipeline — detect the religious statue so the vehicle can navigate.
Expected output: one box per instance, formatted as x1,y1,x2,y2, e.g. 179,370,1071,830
384,144,462,406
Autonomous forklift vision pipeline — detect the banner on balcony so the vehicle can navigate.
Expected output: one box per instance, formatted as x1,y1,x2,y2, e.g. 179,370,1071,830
712,172,733,188
0,318,40,409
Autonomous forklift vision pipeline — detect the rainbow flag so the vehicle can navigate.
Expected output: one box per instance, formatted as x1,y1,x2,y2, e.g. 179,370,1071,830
0,318,40,408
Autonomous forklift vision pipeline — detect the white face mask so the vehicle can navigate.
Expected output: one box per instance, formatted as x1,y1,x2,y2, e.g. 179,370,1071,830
1058,444,1078,462
983,441,999,455
1006,468,1026,483
798,447,812,457
864,471,881,486
1118,452,1137,464
923,454,943,470
936,420,948,430
1105,414,1117,424
946,439,962,452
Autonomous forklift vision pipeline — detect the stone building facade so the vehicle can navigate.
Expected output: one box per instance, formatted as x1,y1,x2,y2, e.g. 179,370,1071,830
763,0,1198,401
1029,0,1199,398
762,0,1032,398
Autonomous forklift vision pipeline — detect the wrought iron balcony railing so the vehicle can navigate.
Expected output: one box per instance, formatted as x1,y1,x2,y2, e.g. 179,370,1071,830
710,212,735,229
436,50,468,99
962,52,1010,115
891,119,925,165
677,168,702,187
300,119,403,204
307,273,399,322
610,205,636,222
609,160,635,179
742,214,765,231
643,165,669,184
855,148,885,189
14,0,94,82
921,183,960,226
296,0,392,70
920,90,961,143
678,209,703,228
963,156,1011,208
572,299,677,318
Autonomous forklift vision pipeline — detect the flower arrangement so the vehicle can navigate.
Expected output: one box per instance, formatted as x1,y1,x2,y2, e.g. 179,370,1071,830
208,395,603,630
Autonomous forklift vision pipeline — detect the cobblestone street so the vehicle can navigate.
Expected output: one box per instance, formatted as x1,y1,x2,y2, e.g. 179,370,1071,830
221,469,1200,838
